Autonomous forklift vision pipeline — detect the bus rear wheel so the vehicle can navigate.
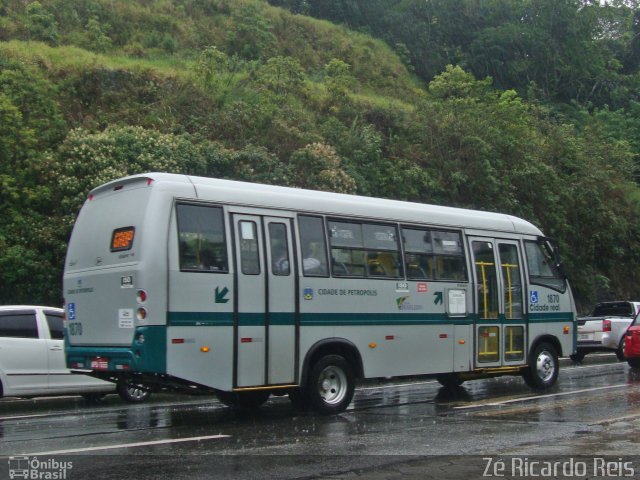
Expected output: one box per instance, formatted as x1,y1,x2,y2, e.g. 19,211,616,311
117,381,152,403
523,342,559,390
306,355,354,415
216,390,270,409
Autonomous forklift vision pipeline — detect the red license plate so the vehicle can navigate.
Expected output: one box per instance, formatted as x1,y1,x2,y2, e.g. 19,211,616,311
90,358,109,370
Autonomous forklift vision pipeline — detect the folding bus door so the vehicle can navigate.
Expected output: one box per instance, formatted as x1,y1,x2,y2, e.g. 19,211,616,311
496,240,526,366
469,238,526,368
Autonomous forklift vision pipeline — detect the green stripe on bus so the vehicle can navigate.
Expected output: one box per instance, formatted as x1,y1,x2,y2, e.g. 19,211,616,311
270,312,296,326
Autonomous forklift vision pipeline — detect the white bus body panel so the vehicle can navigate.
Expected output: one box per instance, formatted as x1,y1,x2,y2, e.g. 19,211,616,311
64,172,575,394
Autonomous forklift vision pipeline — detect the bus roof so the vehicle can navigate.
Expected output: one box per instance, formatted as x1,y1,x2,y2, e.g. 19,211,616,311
93,172,543,236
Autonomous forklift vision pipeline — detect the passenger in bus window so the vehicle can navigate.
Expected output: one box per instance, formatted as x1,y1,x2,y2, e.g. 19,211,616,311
406,254,428,279
302,244,321,273
272,244,290,275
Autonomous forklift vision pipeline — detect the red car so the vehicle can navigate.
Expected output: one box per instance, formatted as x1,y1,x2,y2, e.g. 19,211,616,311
623,309,640,368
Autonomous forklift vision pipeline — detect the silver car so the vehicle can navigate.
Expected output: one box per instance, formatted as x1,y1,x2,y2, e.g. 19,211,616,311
573,301,640,362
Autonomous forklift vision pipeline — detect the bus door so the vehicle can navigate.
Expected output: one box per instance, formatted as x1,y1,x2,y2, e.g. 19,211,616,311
470,238,526,368
232,214,296,388
264,217,296,385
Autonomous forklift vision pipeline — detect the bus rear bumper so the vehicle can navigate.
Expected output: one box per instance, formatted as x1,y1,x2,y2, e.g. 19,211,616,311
66,326,167,373
67,346,142,373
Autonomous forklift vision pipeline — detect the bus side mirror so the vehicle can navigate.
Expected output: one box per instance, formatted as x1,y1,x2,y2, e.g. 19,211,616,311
539,236,567,280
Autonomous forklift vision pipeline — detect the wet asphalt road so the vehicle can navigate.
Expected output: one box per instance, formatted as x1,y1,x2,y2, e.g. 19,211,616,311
2,355,640,479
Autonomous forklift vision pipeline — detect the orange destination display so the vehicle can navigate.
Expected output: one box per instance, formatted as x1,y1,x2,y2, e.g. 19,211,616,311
110,227,135,252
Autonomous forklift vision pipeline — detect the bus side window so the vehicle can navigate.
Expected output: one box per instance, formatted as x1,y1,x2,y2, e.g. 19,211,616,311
401,228,466,281
402,227,434,280
328,220,401,278
176,204,228,273
432,230,467,281
298,215,329,277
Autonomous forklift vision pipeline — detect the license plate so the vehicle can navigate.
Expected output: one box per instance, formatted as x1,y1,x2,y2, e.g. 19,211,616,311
578,333,593,341
90,357,109,370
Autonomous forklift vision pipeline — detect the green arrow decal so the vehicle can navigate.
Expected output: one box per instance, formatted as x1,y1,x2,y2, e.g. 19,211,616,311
215,286,230,303
434,291,443,305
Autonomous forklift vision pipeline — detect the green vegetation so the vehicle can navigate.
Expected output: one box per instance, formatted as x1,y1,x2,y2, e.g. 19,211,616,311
0,0,639,310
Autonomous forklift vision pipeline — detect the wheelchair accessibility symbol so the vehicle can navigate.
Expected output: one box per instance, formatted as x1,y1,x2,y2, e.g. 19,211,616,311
530,291,539,304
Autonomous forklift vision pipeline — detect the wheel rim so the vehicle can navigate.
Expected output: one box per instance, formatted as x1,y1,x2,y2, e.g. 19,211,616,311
536,350,555,382
127,386,148,401
316,365,348,405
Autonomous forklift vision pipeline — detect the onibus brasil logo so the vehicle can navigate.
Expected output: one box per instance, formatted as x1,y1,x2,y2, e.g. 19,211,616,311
8,456,73,479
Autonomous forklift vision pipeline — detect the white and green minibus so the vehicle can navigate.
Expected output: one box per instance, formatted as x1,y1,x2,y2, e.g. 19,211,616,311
64,173,576,413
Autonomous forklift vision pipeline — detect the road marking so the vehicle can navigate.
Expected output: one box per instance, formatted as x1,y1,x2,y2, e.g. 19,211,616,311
26,434,230,455
454,384,629,410
590,411,640,425
358,361,619,392
0,413,58,421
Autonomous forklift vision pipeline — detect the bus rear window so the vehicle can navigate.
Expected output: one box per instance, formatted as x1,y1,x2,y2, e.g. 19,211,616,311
110,227,135,252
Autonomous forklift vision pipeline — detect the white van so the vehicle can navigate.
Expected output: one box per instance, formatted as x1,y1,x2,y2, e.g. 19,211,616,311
0,306,150,402
0,306,112,400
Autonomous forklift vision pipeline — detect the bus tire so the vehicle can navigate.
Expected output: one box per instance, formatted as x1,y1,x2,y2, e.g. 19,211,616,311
307,354,354,415
628,358,640,369
216,390,270,409
117,381,152,403
523,342,559,390
436,373,464,388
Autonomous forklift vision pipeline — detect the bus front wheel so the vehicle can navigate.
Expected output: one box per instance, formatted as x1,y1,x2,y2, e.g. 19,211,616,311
523,342,559,390
307,355,355,415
